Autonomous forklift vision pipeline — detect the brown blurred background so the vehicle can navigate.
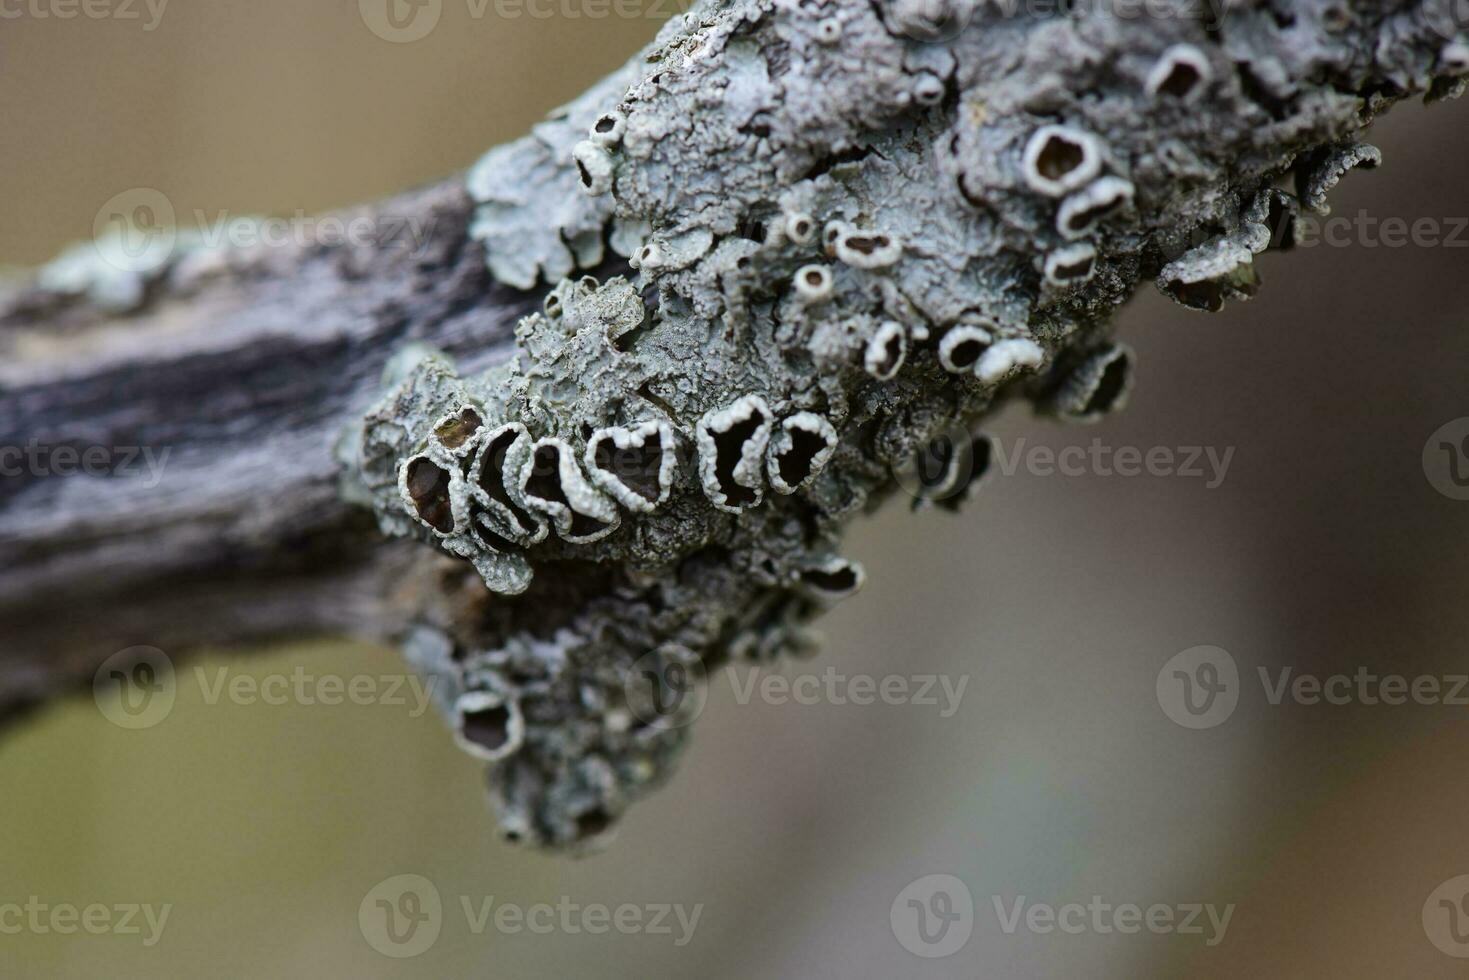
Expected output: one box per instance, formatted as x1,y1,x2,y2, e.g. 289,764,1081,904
5,3,1469,977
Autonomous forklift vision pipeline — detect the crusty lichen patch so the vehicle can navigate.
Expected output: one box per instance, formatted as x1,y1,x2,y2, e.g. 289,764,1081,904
346,0,1464,849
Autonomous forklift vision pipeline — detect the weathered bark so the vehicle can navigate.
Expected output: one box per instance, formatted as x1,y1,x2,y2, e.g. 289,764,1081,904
0,182,571,718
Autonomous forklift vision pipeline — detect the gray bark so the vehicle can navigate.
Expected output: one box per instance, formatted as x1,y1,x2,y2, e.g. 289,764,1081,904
0,183,555,717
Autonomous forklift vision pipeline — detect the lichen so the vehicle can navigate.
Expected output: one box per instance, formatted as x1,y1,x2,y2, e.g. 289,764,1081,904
344,0,1464,849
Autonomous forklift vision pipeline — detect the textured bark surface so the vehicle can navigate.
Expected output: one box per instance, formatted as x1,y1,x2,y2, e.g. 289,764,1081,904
0,182,560,719
1,0,1465,848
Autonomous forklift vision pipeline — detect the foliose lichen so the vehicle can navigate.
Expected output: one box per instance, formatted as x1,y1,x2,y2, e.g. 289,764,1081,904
344,0,1465,849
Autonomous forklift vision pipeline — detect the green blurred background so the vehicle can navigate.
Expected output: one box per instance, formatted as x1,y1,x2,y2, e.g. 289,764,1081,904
5,3,1469,977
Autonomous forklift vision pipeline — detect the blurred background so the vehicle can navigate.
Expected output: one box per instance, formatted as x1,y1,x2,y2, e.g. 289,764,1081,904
5,3,1469,977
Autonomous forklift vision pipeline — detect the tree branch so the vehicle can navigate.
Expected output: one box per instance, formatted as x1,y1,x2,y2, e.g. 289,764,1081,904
0,181,563,716
2,0,1464,847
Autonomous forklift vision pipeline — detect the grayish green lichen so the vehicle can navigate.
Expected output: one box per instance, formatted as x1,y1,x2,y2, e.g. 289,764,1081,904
343,0,1466,849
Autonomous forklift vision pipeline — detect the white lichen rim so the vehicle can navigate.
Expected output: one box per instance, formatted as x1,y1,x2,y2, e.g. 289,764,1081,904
767,411,840,495
784,211,817,245
1043,242,1098,287
1300,142,1382,214
588,110,627,146
1145,43,1214,102
795,555,866,602
467,548,533,597
1158,225,1268,287
975,338,1046,386
834,228,903,269
517,436,622,543
912,70,946,105
793,263,834,303
583,420,679,514
1022,124,1105,198
937,323,993,374
469,421,550,546
1057,176,1136,239
1444,41,1469,74
453,689,526,762
1058,343,1135,422
430,403,487,457
571,140,614,196
822,219,849,247
907,429,971,500
398,447,469,539
696,394,775,513
864,320,908,380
